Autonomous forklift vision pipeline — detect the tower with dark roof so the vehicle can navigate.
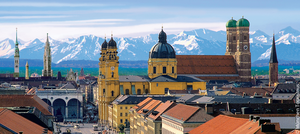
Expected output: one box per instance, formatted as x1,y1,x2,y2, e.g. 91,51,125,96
98,34,120,123
225,17,251,82
148,27,177,79
269,35,278,85
13,28,20,78
42,33,53,77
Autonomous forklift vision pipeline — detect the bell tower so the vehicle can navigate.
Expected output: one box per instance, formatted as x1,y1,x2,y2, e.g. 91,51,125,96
235,16,251,82
269,35,278,85
98,34,120,124
13,28,20,78
225,17,237,56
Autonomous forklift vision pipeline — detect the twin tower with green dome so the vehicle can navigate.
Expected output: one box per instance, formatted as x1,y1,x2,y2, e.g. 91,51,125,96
225,16,251,82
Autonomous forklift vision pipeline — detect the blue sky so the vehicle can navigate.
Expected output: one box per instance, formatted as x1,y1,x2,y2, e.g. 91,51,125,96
0,0,300,41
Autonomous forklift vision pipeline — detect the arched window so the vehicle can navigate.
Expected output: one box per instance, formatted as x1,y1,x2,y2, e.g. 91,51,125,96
111,91,114,96
120,119,123,123
125,89,129,95
111,72,114,78
103,89,105,95
153,67,156,74
137,89,141,95
163,67,166,74
145,89,149,94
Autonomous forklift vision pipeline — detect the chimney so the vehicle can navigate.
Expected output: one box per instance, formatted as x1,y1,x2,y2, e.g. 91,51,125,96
205,104,213,114
249,115,254,121
259,119,271,126
261,124,276,132
253,116,260,122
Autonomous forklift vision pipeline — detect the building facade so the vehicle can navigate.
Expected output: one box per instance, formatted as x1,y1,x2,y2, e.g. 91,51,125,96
98,30,206,125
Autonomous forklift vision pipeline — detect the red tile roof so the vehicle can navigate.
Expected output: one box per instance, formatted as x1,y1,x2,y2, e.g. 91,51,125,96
137,100,160,114
0,108,52,134
189,115,248,134
163,103,199,121
133,97,153,111
221,87,274,97
0,95,52,115
148,101,176,120
176,55,238,75
288,130,300,134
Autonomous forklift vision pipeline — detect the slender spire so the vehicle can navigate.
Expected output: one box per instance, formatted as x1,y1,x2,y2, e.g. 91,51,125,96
269,35,278,63
46,33,49,42
15,28,18,45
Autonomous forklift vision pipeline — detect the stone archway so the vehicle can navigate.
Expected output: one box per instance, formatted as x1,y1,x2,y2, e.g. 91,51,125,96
67,99,81,119
53,98,66,122
42,98,51,106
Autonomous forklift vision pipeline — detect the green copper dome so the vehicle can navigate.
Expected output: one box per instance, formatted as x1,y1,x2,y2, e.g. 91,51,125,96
236,17,250,27
226,18,237,27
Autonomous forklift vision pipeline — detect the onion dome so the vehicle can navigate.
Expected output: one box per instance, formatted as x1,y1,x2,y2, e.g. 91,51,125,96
101,38,107,50
108,35,117,49
236,16,250,27
226,17,237,27
149,28,176,58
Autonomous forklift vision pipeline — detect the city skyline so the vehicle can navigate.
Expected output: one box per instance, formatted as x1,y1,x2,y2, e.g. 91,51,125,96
0,0,300,41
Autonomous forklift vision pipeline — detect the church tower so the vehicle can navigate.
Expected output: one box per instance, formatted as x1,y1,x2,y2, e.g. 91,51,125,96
98,35,120,123
13,28,20,78
25,61,29,79
269,35,278,85
225,17,237,56
148,27,177,79
42,33,53,77
228,17,251,82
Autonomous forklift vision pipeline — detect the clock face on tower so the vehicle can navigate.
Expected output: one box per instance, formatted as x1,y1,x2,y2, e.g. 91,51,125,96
244,45,248,50
111,66,115,71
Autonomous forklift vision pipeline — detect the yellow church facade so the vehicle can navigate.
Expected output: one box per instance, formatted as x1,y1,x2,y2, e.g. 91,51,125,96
98,29,206,124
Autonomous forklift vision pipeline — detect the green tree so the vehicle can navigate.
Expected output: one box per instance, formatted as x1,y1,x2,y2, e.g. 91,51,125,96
118,124,125,133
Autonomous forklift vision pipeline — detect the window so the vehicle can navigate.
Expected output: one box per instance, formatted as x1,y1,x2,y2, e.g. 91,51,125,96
120,107,123,109
244,36,247,40
172,67,174,73
130,107,132,109
111,72,114,78
156,83,158,87
145,89,149,94
164,88,169,94
120,113,123,116
125,89,129,95
153,67,156,74
120,119,123,123
125,107,127,109
103,89,105,94
125,119,128,122
111,91,114,96
233,36,236,40
125,113,128,116
137,89,141,95
163,67,166,74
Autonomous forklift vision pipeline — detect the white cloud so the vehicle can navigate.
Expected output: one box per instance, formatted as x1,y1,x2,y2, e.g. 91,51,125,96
0,2,105,7
0,20,225,41
0,16,69,19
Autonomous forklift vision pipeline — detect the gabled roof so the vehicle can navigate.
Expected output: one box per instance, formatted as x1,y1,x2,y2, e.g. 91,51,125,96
162,103,199,122
221,87,274,97
176,55,238,75
0,108,52,134
119,75,149,82
272,83,296,94
132,97,153,110
150,75,204,82
137,100,160,114
188,115,248,134
148,101,176,120
0,95,52,115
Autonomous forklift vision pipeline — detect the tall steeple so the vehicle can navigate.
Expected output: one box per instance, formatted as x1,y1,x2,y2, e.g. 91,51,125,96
269,34,278,85
13,28,20,77
269,35,278,63
25,61,29,79
42,33,53,77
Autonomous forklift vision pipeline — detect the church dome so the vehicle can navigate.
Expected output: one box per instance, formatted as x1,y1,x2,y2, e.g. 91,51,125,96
236,17,250,27
226,18,237,27
101,39,107,50
108,37,117,49
149,29,176,59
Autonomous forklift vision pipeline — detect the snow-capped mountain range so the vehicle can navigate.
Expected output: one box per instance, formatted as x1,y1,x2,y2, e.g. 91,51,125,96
0,26,299,64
